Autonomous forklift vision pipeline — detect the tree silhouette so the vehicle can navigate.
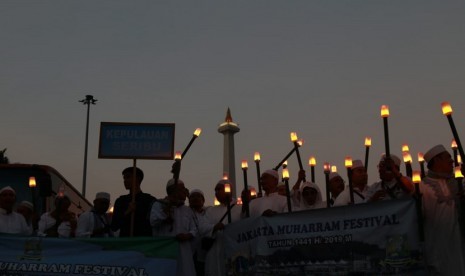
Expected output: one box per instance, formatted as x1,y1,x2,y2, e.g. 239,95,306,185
0,148,9,164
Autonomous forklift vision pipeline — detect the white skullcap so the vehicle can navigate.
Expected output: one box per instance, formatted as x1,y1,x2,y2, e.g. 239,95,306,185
19,201,33,210
167,178,184,188
352,160,364,169
263,169,279,180
190,189,204,197
0,186,15,195
380,154,401,167
95,192,110,201
216,179,229,186
424,144,448,163
329,172,342,182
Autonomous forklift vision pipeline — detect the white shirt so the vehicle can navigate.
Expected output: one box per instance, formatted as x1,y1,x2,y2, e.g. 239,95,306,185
37,212,73,238
76,210,112,238
0,208,30,235
421,176,465,275
150,201,197,276
249,192,288,217
365,179,411,201
333,185,368,206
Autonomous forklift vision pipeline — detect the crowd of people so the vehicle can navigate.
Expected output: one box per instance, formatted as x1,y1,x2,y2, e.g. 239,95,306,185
1,144,464,275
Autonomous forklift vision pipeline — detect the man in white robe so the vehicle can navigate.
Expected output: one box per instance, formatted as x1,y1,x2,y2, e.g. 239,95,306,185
365,154,414,202
150,179,197,276
204,179,242,276
76,192,113,238
249,169,288,217
334,160,369,206
421,144,465,275
294,181,325,211
328,172,345,206
0,186,30,235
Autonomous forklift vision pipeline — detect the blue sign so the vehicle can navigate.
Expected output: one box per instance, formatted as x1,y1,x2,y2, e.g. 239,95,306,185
98,122,175,159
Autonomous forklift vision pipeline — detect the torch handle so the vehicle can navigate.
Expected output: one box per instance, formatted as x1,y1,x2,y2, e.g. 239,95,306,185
414,182,425,242
181,135,197,159
255,162,262,196
311,167,315,183
383,117,390,157
347,168,354,204
447,116,465,163
274,147,296,170
242,169,250,218
325,173,330,208
364,147,370,170
284,179,292,213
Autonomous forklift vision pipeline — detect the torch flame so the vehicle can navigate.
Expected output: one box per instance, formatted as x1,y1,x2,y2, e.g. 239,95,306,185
455,166,464,178
242,160,248,169
403,152,412,163
250,189,257,197
309,156,316,166
323,162,331,173
290,132,298,142
365,137,372,147
174,151,182,161
222,172,229,180
29,177,36,188
412,171,421,184
458,155,462,164
254,152,261,162
418,152,425,163
452,139,458,149
236,197,243,205
224,183,231,194
381,105,390,118
282,168,290,180
194,128,202,137
402,144,409,153
214,198,220,206
283,160,288,167
344,156,353,168
297,139,304,146
331,165,337,173
441,102,453,116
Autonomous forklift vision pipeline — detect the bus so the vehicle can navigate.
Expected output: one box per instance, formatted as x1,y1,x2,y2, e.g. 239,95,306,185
0,164,92,216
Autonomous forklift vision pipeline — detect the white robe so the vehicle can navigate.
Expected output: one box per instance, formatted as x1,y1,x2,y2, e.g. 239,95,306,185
294,182,326,211
76,210,112,238
421,176,465,275
0,208,30,235
203,204,242,276
249,192,288,217
333,185,368,206
37,212,73,238
365,179,411,201
150,202,197,276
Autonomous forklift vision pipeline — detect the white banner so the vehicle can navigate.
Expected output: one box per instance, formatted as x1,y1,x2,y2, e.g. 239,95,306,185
223,198,426,274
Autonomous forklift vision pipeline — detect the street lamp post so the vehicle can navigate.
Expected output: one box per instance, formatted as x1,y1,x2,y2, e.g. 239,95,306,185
79,95,97,198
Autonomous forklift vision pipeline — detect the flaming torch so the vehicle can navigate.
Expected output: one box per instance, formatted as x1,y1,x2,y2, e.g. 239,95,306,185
442,102,465,163
403,152,413,178
412,171,424,241
452,139,459,167
381,105,391,157
418,152,426,178
254,152,262,197
364,137,371,170
224,183,232,223
309,156,316,183
324,162,331,208
282,168,292,213
345,156,354,204
241,160,250,218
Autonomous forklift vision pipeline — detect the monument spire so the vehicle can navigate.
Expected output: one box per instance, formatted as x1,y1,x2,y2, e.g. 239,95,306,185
218,108,240,199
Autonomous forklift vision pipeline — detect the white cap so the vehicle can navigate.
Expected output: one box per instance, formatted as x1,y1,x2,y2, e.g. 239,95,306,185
167,178,184,187
424,144,448,163
263,169,279,180
329,172,342,182
380,154,401,167
95,192,110,201
0,186,15,195
19,201,33,210
189,189,204,197
352,160,364,169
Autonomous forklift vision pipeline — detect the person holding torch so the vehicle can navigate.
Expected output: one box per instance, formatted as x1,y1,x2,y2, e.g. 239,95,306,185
249,169,288,217
334,160,368,206
421,144,465,275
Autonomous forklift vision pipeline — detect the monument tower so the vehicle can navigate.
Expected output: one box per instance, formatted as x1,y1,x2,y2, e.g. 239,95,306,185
218,108,240,199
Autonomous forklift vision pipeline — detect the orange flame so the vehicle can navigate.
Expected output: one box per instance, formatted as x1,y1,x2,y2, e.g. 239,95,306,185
194,128,202,137
344,156,353,168
452,139,458,149
418,152,424,163
254,152,261,162
365,137,372,147
29,177,36,188
241,160,248,169
412,171,421,184
441,102,453,116
290,132,298,142
309,156,316,166
381,105,390,118
282,168,290,180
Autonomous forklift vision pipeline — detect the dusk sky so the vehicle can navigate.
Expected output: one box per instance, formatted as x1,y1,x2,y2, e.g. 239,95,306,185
1,1,465,206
